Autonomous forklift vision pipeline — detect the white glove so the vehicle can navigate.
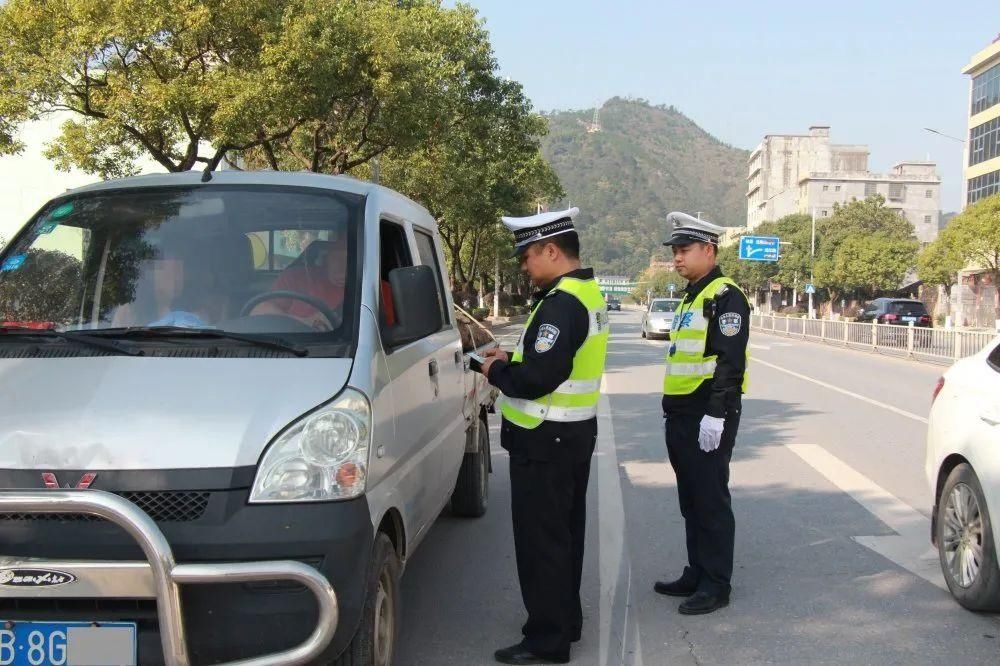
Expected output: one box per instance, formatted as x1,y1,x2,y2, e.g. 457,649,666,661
698,415,725,452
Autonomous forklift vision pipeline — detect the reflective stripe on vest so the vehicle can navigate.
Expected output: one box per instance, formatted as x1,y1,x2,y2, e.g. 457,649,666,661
499,276,609,430
663,276,750,396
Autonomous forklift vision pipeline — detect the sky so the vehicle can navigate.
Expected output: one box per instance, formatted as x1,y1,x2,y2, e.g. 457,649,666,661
458,0,999,213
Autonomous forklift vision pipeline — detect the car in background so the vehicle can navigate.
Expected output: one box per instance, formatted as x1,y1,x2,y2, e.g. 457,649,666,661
925,335,1000,612
857,298,932,327
607,297,621,311
641,297,682,340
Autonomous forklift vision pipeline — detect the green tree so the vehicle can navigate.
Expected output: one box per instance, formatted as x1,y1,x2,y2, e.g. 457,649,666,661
371,77,562,285
944,194,1000,286
0,0,501,178
917,229,965,304
813,195,918,301
937,194,1000,316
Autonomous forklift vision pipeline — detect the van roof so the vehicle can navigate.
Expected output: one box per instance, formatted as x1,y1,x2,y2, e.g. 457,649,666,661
58,170,434,220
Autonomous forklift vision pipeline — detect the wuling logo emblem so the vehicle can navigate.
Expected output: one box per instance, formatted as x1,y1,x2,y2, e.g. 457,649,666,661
41,472,97,489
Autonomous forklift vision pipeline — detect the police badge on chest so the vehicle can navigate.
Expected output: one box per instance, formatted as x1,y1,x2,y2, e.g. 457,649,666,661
535,324,560,353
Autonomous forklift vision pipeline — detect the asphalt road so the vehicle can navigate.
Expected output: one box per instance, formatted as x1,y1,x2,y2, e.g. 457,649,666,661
396,309,1000,665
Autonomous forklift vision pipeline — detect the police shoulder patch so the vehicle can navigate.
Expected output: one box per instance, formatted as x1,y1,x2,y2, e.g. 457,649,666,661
719,312,742,337
534,323,560,353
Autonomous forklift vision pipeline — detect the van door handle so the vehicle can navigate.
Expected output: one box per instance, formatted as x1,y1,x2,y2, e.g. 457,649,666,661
428,360,439,377
454,350,463,365
981,412,1000,426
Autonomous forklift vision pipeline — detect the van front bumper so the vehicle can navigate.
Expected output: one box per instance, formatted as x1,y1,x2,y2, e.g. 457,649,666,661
0,488,373,665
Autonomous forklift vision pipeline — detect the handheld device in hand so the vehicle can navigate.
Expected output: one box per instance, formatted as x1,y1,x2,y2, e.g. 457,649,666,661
467,352,486,373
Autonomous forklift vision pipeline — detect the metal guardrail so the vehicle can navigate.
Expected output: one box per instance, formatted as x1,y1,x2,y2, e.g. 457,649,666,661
0,489,339,666
751,314,998,365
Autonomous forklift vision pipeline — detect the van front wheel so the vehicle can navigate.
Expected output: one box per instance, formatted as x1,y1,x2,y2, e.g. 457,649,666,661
334,533,400,666
451,416,490,518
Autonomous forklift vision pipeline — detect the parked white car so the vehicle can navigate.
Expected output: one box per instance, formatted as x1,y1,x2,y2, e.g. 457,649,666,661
641,297,682,340
925,334,1000,611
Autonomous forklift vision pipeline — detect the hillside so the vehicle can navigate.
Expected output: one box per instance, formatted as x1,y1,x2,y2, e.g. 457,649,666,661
540,98,749,277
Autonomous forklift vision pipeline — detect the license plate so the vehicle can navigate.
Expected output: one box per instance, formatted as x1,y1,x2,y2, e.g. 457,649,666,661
0,622,136,666
902,316,917,322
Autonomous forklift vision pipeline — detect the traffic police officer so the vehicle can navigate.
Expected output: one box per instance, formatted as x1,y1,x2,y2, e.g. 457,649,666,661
476,207,609,665
654,212,750,615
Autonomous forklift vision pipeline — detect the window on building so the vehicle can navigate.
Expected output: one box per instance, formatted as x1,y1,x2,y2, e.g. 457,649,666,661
821,210,829,217
924,215,932,224
969,117,1000,168
823,185,829,192
835,185,842,192
925,189,933,198
888,183,905,200
971,63,1000,116
864,182,878,198
968,169,1000,205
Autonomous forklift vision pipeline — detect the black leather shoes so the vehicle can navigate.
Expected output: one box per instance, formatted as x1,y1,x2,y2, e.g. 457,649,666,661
653,577,697,597
494,642,570,664
678,591,730,615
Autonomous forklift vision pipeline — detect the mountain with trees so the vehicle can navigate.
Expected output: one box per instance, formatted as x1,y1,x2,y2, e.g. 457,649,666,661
539,98,749,278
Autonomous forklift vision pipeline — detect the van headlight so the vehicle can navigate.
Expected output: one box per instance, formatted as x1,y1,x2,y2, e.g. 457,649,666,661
249,388,371,503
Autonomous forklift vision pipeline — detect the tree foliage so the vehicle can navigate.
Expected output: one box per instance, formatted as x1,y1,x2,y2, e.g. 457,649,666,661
0,0,512,179
813,195,918,299
917,230,965,290
942,194,1000,286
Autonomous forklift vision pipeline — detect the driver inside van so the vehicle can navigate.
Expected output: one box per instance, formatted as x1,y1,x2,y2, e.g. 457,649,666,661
251,238,347,330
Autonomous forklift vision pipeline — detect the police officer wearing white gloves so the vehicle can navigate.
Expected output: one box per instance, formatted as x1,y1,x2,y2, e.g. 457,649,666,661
655,212,750,615
476,207,609,664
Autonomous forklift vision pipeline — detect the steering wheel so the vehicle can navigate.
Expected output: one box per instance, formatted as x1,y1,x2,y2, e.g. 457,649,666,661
240,290,341,330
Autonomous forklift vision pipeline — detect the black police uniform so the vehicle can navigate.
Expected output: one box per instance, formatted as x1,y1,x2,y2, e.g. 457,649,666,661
486,267,597,658
662,265,750,599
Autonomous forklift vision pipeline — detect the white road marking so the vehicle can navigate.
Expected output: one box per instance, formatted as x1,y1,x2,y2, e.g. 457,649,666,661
786,444,945,591
597,384,644,666
749,342,771,350
752,357,929,424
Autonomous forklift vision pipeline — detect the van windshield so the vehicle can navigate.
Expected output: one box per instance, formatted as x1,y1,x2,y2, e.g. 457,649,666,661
0,185,363,353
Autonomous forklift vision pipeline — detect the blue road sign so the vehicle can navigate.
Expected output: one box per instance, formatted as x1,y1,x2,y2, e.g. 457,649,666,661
739,236,780,262
805,283,816,294
668,284,676,293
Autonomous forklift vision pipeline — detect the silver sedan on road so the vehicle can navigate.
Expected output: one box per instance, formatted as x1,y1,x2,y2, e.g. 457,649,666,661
641,297,682,340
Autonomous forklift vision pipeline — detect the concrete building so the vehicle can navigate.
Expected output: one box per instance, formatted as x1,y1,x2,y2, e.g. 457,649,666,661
962,35,1000,206
746,126,941,243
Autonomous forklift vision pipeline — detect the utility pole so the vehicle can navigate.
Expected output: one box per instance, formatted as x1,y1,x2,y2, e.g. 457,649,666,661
809,207,816,319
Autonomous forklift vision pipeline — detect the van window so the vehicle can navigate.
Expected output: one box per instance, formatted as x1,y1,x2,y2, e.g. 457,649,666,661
379,221,412,329
413,228,450,328
989,342,1000,373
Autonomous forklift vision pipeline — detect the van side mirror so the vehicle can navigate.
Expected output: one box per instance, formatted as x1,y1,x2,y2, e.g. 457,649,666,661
382,265,444,348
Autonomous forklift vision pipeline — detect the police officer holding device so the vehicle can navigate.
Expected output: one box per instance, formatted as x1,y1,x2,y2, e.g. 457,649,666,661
474,207,609,665
655,211,750,616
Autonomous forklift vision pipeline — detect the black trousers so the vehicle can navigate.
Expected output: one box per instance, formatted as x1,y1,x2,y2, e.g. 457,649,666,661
664,402,741,596
508,436,595,656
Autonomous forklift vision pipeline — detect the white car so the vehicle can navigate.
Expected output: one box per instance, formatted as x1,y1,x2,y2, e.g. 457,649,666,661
925,335,1000,611
641,297,682,340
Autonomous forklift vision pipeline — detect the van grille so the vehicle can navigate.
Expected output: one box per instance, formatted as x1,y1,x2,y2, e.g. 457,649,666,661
0,491,210,523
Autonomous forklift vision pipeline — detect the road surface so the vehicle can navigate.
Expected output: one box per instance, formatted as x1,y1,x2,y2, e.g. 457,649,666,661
397,309,999,665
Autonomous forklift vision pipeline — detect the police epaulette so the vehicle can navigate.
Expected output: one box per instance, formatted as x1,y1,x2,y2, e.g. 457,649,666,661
716,284,730,296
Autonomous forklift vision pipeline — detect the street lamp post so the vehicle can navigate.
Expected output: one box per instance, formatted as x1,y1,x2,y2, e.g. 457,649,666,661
809,207,817,319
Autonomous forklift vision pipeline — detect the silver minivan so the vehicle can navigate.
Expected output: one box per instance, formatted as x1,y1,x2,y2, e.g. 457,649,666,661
0,171,496,666
641,297,682,340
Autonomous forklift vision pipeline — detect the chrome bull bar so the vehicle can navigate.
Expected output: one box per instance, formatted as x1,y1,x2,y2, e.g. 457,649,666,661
0,489,339,666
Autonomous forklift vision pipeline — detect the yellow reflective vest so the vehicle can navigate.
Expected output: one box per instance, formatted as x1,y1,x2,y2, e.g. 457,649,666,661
663,276,750,396
499,276,610,430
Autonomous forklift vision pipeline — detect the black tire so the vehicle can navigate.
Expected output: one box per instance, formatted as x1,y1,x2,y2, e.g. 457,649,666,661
936,463,1000,612
334,533,401,666
451,416,490,518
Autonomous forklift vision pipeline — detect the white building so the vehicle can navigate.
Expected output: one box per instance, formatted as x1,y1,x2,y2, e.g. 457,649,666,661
747,126,942,244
